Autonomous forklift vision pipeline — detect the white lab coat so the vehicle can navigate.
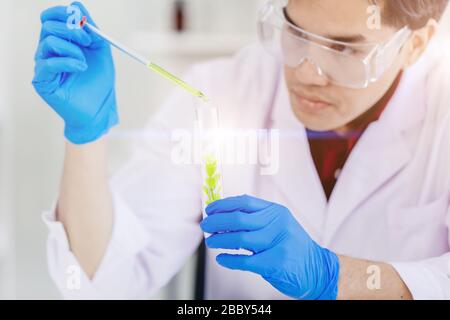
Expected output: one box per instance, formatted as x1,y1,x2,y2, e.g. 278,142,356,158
44,39,450,300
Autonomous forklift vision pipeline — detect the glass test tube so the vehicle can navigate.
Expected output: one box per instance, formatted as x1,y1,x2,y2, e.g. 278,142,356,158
195,103,224,215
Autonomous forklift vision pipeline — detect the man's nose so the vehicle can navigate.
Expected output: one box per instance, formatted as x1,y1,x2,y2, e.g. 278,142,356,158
293,59,329,87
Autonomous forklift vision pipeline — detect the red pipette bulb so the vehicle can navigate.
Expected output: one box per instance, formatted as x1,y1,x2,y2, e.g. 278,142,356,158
79,16,87,28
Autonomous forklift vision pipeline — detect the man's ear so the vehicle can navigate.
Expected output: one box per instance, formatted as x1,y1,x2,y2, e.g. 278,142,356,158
403,19,438,68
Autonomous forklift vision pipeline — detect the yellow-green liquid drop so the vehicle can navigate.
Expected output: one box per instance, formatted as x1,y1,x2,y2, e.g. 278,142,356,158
147,62,209,102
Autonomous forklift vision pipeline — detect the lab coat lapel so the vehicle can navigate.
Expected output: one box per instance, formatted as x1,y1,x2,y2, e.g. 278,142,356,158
323,122,412,244
323,56,430,245
269,77,328,240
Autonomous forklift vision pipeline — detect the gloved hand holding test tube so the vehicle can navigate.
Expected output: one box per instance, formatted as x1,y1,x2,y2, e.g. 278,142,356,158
79,16,210,102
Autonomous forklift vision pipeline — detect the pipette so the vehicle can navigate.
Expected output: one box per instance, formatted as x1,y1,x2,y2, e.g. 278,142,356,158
79,16,209,102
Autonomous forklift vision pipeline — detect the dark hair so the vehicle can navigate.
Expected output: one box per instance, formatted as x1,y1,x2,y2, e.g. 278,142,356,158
372,0,449,29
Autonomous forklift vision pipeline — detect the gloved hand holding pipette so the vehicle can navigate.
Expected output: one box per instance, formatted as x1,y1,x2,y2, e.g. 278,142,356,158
32,2,118,145
33,2,210,145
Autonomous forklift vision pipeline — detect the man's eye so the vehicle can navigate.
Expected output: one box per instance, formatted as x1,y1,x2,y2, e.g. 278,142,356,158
287,26,307,39
330,44,355,54
330,44,346,52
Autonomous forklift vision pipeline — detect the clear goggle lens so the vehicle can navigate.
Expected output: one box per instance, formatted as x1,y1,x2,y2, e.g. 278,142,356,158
258,1,411,88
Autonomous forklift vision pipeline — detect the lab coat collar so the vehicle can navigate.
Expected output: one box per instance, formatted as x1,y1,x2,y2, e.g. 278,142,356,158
268,51,433,245
323,49,435,245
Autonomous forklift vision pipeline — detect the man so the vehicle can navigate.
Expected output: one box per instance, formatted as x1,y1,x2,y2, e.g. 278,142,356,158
33,0,450,299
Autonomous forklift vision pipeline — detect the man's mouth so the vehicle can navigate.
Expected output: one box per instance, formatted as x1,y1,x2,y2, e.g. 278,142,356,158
292,90,332,113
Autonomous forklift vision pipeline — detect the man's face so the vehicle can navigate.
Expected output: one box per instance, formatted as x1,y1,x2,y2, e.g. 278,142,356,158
284,0,408,131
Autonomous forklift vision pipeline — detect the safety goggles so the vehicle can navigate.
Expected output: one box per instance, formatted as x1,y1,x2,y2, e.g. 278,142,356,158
258,0,412,88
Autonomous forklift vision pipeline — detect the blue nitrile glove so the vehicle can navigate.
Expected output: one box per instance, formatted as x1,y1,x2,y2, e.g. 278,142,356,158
200,195,340,300
32,2,118,145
